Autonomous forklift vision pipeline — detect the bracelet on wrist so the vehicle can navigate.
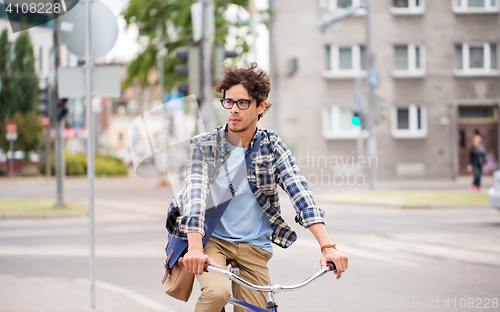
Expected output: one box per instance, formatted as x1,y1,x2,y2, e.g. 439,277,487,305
321,244,337,253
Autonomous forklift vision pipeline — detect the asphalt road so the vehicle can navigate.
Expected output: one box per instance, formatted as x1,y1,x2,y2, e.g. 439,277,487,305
1,172,500,312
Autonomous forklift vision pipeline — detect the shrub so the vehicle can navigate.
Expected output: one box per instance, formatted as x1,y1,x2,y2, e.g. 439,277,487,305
39,152,128,176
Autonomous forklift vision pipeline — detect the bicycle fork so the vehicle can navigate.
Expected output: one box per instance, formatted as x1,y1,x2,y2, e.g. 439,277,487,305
221,290,278,312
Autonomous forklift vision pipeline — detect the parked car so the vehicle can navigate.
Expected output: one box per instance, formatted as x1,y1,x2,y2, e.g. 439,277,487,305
489,170,500,210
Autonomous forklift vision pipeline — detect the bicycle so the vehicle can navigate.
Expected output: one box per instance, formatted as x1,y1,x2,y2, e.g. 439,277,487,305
179,257,336,312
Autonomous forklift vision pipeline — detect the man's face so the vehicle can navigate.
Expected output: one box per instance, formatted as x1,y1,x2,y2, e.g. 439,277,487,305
224,84,266,134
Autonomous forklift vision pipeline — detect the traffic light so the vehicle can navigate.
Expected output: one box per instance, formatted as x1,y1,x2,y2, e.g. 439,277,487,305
352,113,361,126
352,111,367,130
38,88,48,116
352,91,366,130
213,44,237,82
48,85,59,123
56,98,68,120
175,45,201,99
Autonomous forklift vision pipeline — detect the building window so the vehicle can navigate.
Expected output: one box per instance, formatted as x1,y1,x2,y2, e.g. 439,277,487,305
325,45,331,71
453,0,499,13
325,0,361,10
393,44,426,77
459,106,495,118
337,0,353,8
322,0,366,15
454,43,500,76
322,106,367,139
391,105,427,138
324,44,366,78
391,0,425,14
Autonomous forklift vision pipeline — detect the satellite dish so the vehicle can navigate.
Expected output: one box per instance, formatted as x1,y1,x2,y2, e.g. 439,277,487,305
58,2,118,58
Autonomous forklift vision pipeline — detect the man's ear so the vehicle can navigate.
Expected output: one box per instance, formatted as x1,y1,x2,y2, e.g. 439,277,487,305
257,101,267,115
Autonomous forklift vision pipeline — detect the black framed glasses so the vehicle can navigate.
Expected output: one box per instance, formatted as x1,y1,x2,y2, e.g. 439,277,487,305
220,98,256,110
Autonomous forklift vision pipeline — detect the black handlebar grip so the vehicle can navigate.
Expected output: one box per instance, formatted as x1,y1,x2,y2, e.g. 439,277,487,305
326,262,336,271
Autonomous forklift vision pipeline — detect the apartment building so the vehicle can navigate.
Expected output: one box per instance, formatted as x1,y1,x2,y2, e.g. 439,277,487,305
269,0,500,181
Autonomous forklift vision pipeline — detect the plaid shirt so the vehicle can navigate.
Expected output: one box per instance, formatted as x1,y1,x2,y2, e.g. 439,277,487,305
166,124,325,249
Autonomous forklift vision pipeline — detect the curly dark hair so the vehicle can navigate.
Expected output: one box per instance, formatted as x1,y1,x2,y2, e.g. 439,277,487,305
214,62,272,121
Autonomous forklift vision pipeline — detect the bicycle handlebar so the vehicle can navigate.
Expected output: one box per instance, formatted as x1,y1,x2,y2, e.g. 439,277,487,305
178,257,336,294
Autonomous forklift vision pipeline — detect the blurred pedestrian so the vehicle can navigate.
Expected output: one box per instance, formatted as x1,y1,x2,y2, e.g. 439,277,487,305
467,133,486,192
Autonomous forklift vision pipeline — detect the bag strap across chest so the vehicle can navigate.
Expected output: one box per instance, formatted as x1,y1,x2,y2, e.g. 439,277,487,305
166,132,263,269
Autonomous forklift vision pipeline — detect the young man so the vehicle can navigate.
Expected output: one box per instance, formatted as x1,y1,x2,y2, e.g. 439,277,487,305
167,63,348,312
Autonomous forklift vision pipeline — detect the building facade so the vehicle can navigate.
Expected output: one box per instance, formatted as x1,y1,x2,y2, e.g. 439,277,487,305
269,0,500,182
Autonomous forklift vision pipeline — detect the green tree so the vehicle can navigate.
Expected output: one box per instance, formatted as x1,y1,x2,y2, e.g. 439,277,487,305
0,28,12,120
121,0,250,92
0,30,42,165
0,110,43,165
10,31,39,114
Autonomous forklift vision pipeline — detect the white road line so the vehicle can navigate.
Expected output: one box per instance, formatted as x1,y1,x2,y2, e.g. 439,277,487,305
339,246,419,267
0,214,154,227
443,216,500,224
0,217,89,227
76,278,177,312
346,235,500,268
0,224,162,238
0,228,88,238
93,199,165,214
0,247,164,258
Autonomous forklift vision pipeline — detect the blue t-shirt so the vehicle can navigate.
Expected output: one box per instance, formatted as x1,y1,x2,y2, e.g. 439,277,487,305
211,141,273,254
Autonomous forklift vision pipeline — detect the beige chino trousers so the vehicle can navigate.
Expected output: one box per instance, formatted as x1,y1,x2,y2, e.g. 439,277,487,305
195,236,273,312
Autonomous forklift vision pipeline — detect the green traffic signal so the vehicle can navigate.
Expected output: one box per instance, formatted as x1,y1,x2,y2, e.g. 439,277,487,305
352,116,361,126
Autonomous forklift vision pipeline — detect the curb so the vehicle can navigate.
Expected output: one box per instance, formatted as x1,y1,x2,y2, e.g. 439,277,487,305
0,210,88,219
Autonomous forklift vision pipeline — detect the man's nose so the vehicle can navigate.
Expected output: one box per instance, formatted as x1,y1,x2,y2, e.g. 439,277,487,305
230,104,241,114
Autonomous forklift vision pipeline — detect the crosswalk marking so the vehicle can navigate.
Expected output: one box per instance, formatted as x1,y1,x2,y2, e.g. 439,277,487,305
292,238,419,267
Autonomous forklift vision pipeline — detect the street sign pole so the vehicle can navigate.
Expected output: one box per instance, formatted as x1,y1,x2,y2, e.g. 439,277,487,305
41,115,51,177
364,0,377,190
55,2,119,306
84,0,96,308
355,76,365,170
6,122,18,176
55,117,66,207
46,127,51,177
157,19,167,183
9,140,13,176
53,0,62,196
200,0,216,130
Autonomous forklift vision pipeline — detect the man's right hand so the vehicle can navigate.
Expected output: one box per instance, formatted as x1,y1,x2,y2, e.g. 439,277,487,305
184,232,221,274
183,249,220,274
